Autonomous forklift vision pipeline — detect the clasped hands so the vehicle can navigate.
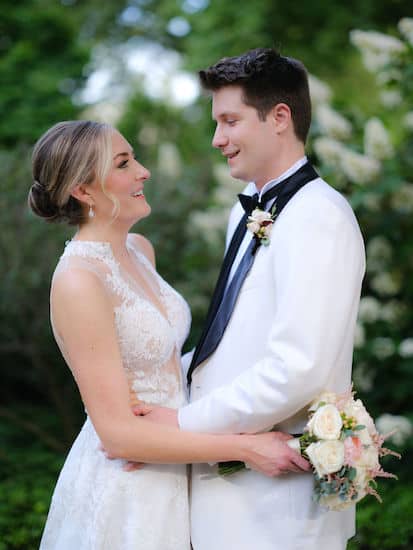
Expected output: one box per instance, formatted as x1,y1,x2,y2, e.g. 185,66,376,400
102,400,310,477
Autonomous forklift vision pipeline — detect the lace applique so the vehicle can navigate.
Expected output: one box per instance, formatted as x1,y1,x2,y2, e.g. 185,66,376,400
58,238,191,407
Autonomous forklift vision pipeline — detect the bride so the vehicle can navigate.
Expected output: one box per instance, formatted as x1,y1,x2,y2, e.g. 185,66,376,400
29,120,307,549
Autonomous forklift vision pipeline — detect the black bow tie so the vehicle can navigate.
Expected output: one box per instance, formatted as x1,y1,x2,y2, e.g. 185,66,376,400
238,182,282,215
238,193,260,215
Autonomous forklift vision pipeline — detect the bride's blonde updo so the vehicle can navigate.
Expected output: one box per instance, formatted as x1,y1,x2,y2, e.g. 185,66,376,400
29,120,113,225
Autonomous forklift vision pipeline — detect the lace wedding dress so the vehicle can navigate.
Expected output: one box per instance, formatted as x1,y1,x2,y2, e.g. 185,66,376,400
40,235,191,549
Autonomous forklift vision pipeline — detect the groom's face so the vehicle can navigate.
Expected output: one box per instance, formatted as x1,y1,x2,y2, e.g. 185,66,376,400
211,85,279,189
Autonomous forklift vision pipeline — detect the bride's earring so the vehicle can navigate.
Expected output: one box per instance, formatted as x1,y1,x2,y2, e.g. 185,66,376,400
88,204,95,218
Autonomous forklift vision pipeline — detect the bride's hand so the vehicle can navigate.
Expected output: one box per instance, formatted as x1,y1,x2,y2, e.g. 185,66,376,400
244,431,310,477
132,404,179,428
99,444,144,472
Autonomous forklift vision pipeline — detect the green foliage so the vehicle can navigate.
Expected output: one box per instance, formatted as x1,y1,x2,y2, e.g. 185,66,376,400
348,479,413,549
0,145,82,439
0,1,88,147
0,407,64,549
167,0,412,75
0,449,61,550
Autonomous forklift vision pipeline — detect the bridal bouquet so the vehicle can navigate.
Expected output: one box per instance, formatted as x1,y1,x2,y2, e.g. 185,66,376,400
219,389,400,511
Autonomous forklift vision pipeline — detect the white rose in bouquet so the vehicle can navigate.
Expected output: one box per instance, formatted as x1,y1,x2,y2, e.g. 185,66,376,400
306,440,345,477
308,404,343,440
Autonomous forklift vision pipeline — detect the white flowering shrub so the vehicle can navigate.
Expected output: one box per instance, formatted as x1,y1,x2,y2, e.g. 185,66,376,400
376,413,413,446
349,29,406,73
310,18,413,458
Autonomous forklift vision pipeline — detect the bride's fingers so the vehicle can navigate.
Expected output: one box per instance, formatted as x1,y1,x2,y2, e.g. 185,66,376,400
123,461,145,472
132,403,153,416
99,444,143,468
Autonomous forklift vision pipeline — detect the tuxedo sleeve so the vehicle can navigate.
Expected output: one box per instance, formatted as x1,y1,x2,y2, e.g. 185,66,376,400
178,192,365,433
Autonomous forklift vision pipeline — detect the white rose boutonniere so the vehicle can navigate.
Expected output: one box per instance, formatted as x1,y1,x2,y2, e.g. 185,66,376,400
246,207,276,246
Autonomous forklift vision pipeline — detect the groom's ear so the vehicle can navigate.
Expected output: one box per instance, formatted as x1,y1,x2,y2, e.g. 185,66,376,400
270,103,291,134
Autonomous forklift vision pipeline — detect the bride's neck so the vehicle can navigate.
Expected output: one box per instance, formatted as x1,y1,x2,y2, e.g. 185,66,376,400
75,220,131,258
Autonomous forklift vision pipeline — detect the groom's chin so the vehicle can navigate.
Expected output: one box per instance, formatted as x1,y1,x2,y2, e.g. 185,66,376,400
228,166,247,183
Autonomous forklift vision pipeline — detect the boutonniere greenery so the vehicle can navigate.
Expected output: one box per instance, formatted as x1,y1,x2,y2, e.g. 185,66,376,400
246,204,277,246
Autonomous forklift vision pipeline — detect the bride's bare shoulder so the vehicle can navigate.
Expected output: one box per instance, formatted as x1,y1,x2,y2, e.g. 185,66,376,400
51,265,107,307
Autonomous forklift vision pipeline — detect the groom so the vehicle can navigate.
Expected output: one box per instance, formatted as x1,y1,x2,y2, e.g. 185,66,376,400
144,48,365,549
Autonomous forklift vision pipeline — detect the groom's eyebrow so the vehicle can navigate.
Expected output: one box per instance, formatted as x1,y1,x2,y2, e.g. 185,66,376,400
213,110,239,120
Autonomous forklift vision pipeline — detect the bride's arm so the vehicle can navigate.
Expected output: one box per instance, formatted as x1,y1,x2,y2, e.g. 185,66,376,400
51,268,306,473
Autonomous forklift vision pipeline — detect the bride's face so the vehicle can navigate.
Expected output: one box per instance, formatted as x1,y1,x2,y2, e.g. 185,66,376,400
90,130,151,224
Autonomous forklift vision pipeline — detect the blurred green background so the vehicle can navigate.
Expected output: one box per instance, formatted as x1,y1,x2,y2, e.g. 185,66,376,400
1,1,412,548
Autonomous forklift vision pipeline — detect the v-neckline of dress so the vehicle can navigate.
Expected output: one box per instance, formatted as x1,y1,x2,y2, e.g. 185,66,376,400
67,238,171,326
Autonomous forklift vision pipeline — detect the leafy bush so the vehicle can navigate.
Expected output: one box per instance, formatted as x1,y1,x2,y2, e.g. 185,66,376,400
0,407,65,549
348,480,413,549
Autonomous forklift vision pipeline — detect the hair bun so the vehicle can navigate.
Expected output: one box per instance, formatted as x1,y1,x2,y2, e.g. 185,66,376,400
31,179,44,192
28,178,60,222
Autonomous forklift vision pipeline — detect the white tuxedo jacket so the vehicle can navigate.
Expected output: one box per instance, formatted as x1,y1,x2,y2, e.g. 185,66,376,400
179,177,365,550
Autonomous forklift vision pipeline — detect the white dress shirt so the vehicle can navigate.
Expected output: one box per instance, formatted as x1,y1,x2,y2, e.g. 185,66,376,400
227,156,308,284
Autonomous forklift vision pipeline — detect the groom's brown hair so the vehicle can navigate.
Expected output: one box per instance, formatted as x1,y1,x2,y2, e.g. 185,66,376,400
199,47,311,144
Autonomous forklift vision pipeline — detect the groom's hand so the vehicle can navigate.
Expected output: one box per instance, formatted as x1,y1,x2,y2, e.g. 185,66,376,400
246,431,310,477
132,404,179,428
